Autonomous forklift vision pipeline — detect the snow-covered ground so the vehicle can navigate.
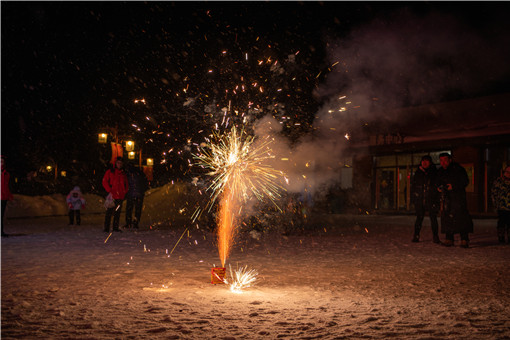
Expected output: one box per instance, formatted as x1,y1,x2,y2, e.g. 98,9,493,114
2,183,509,339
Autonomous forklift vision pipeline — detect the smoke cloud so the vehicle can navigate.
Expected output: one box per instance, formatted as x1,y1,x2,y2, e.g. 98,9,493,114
256,8,510,199
318,8,510,123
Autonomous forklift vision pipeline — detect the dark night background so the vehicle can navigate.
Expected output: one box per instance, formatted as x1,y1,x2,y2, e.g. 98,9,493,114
2,1,510,195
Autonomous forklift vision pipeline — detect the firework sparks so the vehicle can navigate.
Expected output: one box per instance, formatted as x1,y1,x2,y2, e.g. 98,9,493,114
194,125,285,266
194,126,284,208
212,264,258,293
228,265,258,293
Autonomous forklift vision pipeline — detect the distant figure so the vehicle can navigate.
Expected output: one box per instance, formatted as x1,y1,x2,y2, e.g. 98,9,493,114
491,165,510,244
102,157,129,232
436,153,473,248
66,186,86,225
1,156,14,237
410,155,440,243
124,163,148,229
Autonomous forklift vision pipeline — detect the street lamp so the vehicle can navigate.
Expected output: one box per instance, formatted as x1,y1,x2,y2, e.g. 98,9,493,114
128,151,136,160
125,140,135,151
146,158,154,167
98,133,108,144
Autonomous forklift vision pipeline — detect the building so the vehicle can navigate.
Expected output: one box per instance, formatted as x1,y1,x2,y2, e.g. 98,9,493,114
348,93,510,216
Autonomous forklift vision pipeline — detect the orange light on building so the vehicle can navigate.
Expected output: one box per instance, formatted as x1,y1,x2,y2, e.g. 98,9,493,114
128,151,136,160
146,158,154,167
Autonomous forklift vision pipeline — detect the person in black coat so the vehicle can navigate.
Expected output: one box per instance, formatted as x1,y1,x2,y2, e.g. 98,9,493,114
125,163,149,229
436,153,473,248
410,155,440,243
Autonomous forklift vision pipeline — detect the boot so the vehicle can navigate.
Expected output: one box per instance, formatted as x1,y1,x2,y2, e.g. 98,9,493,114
443,239,453,247
412,225,421,243
433,234,440,244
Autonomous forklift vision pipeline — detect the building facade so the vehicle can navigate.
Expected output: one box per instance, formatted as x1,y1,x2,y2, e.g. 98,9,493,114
348,93,510,216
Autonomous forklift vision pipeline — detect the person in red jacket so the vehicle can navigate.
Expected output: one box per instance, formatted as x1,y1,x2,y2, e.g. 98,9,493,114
102,157,129,232
1,156,14,237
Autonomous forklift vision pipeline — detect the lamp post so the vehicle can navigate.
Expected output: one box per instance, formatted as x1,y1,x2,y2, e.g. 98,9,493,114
98,126,139,165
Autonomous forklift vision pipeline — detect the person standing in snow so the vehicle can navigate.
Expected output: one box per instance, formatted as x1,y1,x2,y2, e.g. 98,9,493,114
124,162,148,229
491,165,510,243
66,186,86,225
1,156,14,237
102,157,129,233
436,153,473,248
410,155,440,243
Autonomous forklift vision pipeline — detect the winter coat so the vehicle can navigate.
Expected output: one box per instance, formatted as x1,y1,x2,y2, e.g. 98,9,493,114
411,164,439,214
491,176,510,211
126,167,148,199
66,186,86,210
1,167,14,201
102,168,129,200
436,162,473,234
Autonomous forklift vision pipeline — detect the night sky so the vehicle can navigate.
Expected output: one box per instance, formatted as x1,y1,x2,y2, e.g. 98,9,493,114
2,2,510,189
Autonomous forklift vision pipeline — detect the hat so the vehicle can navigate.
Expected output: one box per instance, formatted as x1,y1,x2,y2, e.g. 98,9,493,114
70,186,82,195
421,155,432,162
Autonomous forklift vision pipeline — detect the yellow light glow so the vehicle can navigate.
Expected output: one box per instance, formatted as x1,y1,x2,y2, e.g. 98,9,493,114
125,140,135,151
98,133,107,144
146,158,154,166
128,151,136,160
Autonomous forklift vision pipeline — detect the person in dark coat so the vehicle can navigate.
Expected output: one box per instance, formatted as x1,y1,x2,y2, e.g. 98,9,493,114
410,155,440,243
436,153,473,248
1,156,14,237
124,162,148,229
102,157,129,232
490,165,510,243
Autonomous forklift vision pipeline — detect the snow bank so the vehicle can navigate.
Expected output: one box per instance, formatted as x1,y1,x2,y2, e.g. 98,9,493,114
4,181,203,227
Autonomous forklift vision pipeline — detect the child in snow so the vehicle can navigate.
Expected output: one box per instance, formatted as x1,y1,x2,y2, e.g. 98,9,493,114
66,186,86,225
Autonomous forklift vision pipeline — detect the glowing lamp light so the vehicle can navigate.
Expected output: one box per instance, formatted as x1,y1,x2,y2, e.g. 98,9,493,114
46,165,52,172
61,171,67,177
146,158,154,167
98,133,108,144
128,151,136,160
125,140,135,151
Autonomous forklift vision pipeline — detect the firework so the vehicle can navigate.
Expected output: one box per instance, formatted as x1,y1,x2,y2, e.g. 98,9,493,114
228,264,258,293
212,264,258,293
194,126,283,208
194,125,285,266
